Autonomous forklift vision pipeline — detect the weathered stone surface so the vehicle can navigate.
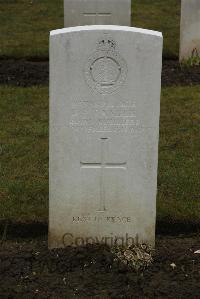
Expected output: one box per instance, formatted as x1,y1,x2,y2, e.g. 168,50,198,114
64,0,131,27
180,0,200,61
49,25,163,249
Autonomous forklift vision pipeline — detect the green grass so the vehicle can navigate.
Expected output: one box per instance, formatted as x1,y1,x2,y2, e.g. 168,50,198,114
0,86,48,221
0,85,199,224
180,48,200,67
0,0,180,59
0,0,63,58
157,86,200,225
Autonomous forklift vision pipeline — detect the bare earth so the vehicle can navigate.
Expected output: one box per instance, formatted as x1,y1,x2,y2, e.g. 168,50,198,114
0,235,199,298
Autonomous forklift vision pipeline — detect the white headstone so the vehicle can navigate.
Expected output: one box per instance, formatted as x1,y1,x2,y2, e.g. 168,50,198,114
180,0,200,61
49,25,163,249
64,0,131,27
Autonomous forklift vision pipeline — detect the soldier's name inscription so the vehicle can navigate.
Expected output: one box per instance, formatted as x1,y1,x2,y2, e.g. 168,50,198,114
70,99,140,133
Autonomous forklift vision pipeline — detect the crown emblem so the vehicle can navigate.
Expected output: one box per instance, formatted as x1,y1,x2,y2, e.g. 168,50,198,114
84,37,127,94
97,38,116,51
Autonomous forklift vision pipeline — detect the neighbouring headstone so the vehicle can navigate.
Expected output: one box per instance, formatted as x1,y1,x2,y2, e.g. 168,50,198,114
64,0,131,27
49,25,163,249
180,0,200,61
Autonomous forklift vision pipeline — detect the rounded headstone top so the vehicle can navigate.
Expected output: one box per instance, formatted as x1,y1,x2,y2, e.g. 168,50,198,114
50,25,163,38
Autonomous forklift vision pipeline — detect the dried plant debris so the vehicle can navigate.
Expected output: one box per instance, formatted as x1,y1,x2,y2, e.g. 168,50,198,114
111,243,154,271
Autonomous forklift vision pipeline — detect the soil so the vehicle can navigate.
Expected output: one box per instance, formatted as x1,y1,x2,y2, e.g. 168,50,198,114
0,59,199,87
0,59,49,87
0,235,199,299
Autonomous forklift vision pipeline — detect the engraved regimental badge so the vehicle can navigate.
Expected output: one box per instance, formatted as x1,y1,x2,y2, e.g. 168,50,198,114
84,37,127,94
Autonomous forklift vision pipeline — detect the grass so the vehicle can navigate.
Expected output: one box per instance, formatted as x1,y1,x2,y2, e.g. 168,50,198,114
0,0,180,59
0,86,48,221
0,85,199,224
180,48,200,68
0,0,63,59
157,86,200,225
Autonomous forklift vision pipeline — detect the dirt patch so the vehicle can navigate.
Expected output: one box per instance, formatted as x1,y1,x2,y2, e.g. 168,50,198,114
162,60,200,86
0,59,49,87
0,59,199,87
0,235,199,298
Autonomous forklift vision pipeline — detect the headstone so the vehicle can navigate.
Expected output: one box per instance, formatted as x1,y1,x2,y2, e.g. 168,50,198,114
49,25,163,249
180,0,200,61
64,0,131,27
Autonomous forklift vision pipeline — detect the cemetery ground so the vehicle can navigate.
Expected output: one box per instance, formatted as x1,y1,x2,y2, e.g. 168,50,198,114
0,0,199,298
0,236,199,298
0,85,199,298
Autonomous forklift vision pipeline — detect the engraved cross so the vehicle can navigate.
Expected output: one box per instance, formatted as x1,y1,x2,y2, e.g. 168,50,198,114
83,12,111,23
80,138,127,212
